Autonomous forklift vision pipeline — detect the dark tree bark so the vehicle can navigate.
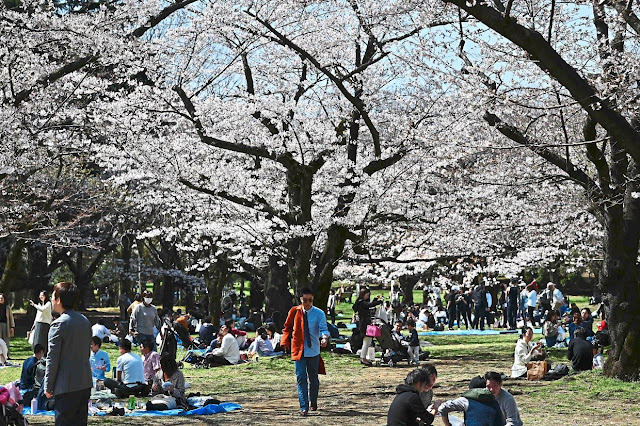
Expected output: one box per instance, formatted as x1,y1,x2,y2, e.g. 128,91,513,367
205,256,228,325
264,255,293,327
64,247,112,310
118,234,135,301
448,0,640,381
0,239,25,294
399,275,419,306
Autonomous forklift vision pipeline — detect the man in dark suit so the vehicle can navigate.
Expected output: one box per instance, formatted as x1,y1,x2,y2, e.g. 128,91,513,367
44,282,92,425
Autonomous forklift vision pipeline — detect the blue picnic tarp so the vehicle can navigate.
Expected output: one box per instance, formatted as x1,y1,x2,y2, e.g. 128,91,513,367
23,402,242,417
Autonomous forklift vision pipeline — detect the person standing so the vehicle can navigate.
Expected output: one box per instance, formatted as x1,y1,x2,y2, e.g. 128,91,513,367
471,285,486,331
327,289,337,325
446,287,457,330
353,288,383,366
551,283,564,312
506,279,519,330
129,290,161,349
281,288,330,417
525,283,538,326
29,291,52,354
44,282,92,426
0,294,15,357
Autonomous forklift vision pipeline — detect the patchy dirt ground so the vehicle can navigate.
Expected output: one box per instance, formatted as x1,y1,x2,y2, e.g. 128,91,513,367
24,355,639,426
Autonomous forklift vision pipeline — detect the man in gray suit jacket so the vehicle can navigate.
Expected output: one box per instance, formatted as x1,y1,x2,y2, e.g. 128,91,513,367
44,282,92,425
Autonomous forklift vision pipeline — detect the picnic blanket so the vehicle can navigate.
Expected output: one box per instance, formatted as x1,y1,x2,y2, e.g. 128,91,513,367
23,402,242,417
418,328,542,336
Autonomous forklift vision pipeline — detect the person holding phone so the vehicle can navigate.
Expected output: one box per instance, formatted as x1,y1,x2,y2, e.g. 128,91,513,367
511,326,545,378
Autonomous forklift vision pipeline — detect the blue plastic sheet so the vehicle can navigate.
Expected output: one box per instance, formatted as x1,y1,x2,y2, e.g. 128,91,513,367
23,402,242,417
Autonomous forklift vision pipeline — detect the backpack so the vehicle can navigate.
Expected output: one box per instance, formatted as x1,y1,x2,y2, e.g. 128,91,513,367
539,290,550,305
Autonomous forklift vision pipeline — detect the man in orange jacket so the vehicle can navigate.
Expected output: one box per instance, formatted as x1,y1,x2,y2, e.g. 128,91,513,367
281,288,330,416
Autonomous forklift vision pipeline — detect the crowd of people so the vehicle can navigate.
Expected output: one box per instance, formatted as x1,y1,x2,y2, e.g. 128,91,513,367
0,277,609,425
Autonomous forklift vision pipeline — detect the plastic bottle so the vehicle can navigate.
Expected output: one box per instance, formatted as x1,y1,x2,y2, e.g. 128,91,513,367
30,398,37,414
128,395,135,410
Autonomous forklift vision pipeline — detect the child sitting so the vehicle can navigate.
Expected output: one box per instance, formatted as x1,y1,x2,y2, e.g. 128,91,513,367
592,342,604,369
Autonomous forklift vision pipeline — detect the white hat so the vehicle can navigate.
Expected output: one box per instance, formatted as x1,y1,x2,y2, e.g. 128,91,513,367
547,282,555,289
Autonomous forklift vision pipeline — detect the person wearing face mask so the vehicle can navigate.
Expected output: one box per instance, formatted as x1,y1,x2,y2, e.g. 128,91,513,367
129,291,161,350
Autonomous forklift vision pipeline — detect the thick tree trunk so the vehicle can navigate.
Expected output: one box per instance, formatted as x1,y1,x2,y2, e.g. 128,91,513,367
264,255,293,329
184,283,195,313
285,167,314,296
0,239,25,294
399,275,419,306
313,224,348,310
248,278,265,312
602,167,640,380
119,235,135,301
206,258,228,326
162,274,175,313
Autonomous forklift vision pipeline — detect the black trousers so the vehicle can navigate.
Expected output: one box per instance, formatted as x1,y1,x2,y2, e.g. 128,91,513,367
473,305,486,330
54,388,91,426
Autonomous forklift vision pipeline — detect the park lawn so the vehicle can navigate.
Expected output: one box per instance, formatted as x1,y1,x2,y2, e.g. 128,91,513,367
0,327,636,426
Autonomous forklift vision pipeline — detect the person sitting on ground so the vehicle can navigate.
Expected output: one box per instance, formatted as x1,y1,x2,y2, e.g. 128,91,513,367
265,323,282,352
198,316,216,346
405,319,420,365
0,337,13,366
568,311,584,342
248,327,277,357
206,324,240,366
580,307,595,338
92,319,117,343
485,371,523,426
140,339,161,383
104,338,146,398
592,342,604,369
436,375,504,426
511,326,545,378
434,305,448,326
149,355,186,410
387,367,437,426
542,310,560,348
89,336,111,383
225,318,248,349
20,343,45,391
111,317,127,341
568,328,593,372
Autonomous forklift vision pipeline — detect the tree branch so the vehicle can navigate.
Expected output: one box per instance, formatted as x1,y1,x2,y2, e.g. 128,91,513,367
178,178,290,224
444,0,640,165
483,111,605,202
172,85,298,169
245,10,382,157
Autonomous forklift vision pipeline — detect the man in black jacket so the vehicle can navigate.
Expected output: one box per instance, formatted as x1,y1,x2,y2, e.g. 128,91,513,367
568,328,593,371
387,365,437,426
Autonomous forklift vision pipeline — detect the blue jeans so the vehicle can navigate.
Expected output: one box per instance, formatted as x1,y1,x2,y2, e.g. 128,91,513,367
294,355,320,411
136,333,155,350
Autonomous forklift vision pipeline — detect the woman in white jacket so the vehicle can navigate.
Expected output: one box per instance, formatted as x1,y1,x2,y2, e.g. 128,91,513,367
29,291,52,354
511,326,544,378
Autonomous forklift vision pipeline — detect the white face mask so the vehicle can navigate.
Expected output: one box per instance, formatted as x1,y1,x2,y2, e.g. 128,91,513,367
144,297,153,304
